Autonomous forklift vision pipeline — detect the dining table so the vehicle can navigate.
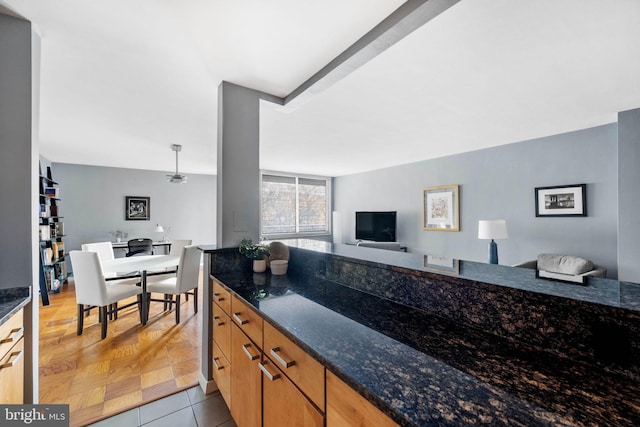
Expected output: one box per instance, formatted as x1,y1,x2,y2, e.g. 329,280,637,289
101,254,180,325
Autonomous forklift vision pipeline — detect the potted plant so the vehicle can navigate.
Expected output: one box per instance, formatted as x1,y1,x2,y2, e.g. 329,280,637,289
239,238,270,272
109,230,129,243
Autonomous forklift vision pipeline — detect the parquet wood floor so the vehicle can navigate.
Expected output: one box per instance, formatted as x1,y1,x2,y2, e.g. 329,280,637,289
39,270,203,427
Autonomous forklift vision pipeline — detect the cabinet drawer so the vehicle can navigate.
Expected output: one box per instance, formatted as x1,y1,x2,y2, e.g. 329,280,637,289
213,303,231,359
213,279,231,315
212,341,231,408
0,309,24,360
327,370,399,427
261,358,324,427
264,321,325,409
231,295,263,349
0,337,24,404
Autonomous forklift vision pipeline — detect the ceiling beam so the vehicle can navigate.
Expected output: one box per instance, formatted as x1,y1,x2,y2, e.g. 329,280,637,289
281,0,461,111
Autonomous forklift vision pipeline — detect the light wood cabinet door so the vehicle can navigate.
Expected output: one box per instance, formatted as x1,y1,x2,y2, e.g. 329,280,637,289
327,370,399,427
0,309,24,404
231,295,263,348
213,302,231,359
230,323,262,427
213,280,231,315
264,321,325,409
212,341,231,408
0,309,23,359
261,359,324,427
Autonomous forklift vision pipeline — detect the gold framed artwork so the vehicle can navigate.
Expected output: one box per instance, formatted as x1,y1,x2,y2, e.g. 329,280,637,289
423,185,459,231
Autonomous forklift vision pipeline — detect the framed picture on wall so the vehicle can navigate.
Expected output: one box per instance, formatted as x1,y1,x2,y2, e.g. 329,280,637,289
535,184,586,217
125,196,150,220
423,185,460,231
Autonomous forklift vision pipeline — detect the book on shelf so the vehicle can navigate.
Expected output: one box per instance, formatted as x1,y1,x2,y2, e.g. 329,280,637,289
44,187,59,197
50,205,59,217
39,204,50,218
39,225,50,240
43,247,53,265
54,222,64,236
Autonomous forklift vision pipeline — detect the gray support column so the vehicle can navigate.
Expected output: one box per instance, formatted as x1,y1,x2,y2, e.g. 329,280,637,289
216,82,282,248
617,108,640,282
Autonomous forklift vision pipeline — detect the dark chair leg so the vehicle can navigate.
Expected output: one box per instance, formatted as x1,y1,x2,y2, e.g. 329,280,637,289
100,306,108,339
113,302,118,320
193,289,198,314
77,304,84,335
175,294,181,324
137,295,144,324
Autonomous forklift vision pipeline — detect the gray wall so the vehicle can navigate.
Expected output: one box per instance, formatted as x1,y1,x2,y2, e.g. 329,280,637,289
53,163,216,262
334,124,619,277
0,13,32,289
618,108,640,282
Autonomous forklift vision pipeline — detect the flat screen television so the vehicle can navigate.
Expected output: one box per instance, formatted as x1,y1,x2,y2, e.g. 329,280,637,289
355,211,397,242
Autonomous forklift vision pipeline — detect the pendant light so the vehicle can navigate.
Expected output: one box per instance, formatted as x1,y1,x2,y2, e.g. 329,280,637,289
165,144,188,184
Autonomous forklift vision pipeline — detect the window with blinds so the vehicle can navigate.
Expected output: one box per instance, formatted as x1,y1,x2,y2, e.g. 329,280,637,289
261,173,331,237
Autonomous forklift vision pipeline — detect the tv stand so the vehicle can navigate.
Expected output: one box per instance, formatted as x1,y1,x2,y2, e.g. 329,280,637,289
346,241,407,252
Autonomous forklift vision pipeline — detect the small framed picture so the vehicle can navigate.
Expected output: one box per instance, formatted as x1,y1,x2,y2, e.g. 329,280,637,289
423,255,460,275
535,184,586,217
423,185,460,231
126,196,150,221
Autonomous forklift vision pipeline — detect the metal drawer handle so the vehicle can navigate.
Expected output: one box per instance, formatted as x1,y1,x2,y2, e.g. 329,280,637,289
233,312,249,325
213,357,224,370
0,327,24,344
213,293,225,302
270,347,296,369
213,316,225,327
0,350,24,370
242,343,259,361
259,360,281,381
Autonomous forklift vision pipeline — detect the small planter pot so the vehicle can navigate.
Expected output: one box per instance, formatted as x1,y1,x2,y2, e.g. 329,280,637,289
253,259,267,273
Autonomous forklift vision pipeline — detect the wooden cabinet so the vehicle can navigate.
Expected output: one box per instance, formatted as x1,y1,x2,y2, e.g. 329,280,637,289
212,280,232,406
213,302,231,359
263,320,325,408
0,309,24,404
260,358,324,427
231,294,263,347
327,370,399,427
212,341,231,407
213,280,231,314
230,323,262,427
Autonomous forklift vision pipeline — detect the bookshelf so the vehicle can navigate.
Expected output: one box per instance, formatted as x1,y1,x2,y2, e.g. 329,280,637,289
38,164,67,306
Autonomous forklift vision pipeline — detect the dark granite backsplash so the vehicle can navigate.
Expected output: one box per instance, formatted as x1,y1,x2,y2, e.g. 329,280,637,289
283,243,640,375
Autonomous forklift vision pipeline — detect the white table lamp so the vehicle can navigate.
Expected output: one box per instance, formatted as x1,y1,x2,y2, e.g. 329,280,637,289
478,219,508,264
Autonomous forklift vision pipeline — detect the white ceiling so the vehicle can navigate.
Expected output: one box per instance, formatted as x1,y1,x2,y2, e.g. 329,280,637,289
3,0,640,177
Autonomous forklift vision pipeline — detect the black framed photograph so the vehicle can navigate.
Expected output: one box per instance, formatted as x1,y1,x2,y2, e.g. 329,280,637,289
125,196,150,220
535,184,586,217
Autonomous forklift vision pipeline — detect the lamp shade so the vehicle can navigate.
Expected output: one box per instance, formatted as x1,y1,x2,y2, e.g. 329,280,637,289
154,224,164,233
478,220,508,240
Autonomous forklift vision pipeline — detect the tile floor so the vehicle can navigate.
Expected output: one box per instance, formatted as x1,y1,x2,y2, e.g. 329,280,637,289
87,386,236,427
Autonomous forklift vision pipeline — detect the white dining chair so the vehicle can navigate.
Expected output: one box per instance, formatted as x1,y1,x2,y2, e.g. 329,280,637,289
69,250,144,339
169,239,192,256
80,241,140,319
146,245,201,324
81,241,115,261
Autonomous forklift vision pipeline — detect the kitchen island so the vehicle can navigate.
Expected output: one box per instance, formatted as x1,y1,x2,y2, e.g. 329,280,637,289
199,240,640,426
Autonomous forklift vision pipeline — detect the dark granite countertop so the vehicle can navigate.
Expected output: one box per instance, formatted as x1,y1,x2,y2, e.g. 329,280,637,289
212,270,639,426
0,287,31,325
